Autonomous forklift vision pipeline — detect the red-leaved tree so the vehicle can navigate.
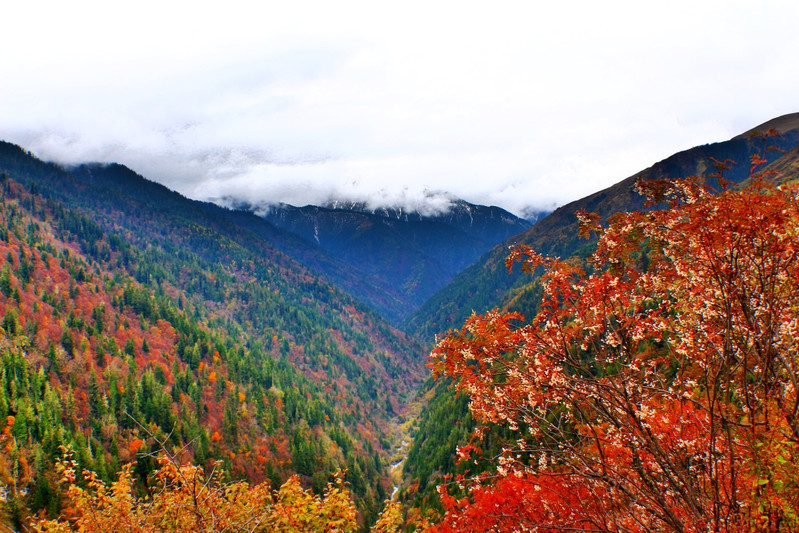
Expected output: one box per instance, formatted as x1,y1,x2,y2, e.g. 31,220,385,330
428,168,799,531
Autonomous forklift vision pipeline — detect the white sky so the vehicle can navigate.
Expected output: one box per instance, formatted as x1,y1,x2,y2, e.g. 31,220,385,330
2,0,798,216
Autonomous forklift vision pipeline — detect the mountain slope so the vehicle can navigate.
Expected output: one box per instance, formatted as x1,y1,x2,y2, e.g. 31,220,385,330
228,199,532,317
0,142,426,526
405,114,799,342
203,204,415,324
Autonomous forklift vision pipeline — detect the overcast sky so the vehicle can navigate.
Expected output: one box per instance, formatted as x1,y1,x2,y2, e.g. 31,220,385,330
2,0,798,217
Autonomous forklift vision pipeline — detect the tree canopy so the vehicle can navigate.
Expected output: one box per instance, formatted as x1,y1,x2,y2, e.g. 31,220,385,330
427,168,799,531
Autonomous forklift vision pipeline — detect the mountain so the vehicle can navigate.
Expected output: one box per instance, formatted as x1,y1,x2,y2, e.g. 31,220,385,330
4,112,798,529
224,198,532,320
404,113,799,342
399,113,799,515
0,142,427,527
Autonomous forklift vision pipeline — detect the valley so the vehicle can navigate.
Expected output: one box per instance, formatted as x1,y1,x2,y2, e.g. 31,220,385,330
1,112,799,531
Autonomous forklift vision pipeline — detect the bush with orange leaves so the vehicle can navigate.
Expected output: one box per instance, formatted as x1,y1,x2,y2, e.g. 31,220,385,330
33,448,358,533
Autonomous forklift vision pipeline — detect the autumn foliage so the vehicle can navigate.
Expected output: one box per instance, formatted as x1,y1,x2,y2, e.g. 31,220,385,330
0,146,422,526
428,167,799,531
33,449,358,533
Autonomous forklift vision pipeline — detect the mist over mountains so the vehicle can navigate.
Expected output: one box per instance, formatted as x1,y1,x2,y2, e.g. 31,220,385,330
216,190,551,224
216,196,535,322
2,111,799,531
405,112,799,341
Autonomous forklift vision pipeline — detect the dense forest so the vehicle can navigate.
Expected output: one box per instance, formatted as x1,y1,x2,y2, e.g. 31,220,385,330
0,143,427,531
1,114,799,532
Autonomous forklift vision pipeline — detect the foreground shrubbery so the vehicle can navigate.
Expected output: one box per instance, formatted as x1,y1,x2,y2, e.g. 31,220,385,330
16,446,405,533
31,450,357,533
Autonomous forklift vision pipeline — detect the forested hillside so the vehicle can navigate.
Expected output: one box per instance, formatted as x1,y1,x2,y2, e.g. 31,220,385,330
0,142,426,529
226,199,531,322
405,114,799,341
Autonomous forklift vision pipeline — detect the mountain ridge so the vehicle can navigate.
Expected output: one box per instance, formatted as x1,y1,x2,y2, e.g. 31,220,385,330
224,197,533,318
404,113,799,341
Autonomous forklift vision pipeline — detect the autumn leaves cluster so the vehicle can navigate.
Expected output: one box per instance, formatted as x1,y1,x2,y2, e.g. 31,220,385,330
429,170,799,531
29,449,356,533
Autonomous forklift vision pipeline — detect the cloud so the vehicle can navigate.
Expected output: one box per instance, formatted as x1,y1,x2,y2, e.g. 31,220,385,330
2,0,799,216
